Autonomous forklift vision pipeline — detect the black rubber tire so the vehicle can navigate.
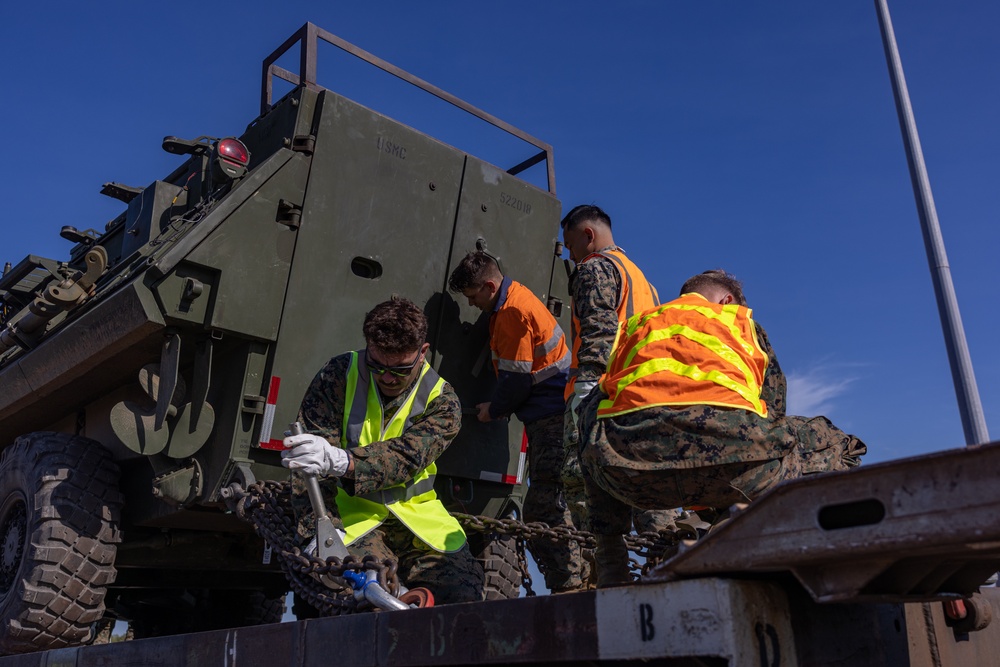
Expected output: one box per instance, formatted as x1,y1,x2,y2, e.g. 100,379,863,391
129,589,287,639
292,592,320,620
470,532,521,600
0,432,122,654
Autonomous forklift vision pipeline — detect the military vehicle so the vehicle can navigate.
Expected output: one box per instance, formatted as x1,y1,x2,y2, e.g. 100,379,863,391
5,17,1000,667
0,23,566,653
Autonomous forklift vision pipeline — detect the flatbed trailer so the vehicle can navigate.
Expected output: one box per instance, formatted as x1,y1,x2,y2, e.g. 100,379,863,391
2,584,997,667
5,442,1000,666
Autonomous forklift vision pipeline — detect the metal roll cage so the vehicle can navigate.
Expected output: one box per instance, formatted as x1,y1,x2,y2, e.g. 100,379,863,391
261,23,556,195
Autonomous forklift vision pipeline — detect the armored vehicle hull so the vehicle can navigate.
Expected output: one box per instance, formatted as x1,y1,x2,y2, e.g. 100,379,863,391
0,24,564,652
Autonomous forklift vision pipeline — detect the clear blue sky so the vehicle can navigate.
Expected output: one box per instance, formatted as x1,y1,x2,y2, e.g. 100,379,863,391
2,1,998,465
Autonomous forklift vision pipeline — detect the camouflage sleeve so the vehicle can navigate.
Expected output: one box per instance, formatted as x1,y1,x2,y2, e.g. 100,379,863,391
346,382,462,496
572,258,622,384
753,322,787,419
297,353,352,444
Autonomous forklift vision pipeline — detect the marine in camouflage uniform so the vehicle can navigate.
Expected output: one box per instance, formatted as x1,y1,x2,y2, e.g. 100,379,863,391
524,413,584,590
288,302,484,606
562,244,678,537
577,271,867,585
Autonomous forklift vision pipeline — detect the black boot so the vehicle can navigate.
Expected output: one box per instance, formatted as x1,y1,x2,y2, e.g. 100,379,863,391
594,534,631,588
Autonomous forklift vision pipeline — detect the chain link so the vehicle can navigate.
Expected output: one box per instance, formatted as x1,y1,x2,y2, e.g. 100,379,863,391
233,481,698,612
235,480,398,616
451,512,697,581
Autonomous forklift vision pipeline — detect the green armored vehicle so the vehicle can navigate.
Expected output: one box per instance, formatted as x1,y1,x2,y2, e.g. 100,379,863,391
0,23,566,652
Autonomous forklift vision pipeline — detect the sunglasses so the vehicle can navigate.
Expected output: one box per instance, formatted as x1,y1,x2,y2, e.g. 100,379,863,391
365,349,422,377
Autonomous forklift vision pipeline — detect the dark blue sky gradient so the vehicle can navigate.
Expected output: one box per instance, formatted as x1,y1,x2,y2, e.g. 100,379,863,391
2,1,998,463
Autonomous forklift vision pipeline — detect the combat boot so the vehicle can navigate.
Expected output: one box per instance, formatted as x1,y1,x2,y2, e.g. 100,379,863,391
594,534,631,588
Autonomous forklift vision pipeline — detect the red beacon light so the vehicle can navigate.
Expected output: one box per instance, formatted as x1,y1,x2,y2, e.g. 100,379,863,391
211,138,251,182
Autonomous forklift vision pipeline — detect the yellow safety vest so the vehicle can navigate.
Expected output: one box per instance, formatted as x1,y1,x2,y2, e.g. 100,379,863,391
334,350,467,553
598,293,769,418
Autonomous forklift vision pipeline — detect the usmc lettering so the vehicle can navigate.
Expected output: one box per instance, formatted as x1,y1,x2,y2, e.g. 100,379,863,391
499,192,532,214
375,136,407,160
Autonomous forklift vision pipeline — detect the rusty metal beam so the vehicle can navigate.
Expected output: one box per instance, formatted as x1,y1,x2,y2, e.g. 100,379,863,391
649,442,1000,603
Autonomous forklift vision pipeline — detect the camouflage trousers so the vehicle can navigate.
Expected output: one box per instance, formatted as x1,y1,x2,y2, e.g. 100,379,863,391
523,413,583,592
563,402,681,537
576,392,867,536
291,477,484,605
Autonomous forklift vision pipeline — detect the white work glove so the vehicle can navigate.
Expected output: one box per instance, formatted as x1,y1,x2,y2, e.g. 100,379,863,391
569,380,597,428
281,433,350,477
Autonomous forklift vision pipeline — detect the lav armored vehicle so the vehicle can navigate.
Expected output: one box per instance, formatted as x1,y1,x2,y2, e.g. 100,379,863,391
0,23,565,653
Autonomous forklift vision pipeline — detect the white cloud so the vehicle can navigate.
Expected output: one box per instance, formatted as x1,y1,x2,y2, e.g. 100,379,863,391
786,365,857,416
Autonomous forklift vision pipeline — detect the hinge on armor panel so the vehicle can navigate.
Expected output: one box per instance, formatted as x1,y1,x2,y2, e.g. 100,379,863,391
291,134,316,154
276,199,303,229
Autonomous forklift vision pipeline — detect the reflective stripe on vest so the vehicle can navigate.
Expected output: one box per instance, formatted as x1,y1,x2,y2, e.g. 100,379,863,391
598,293,769,418
566,248,659,400
335,350,467,553
491,280,571,385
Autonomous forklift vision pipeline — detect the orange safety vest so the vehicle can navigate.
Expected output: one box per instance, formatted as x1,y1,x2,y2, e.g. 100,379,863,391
491,280,570,384
598,293,769,418
566,248,658,400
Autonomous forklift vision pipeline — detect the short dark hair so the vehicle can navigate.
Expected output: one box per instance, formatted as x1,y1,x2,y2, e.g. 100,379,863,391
363,297,428,354
448,251,503,293
560,204,612,231
679,270,747,306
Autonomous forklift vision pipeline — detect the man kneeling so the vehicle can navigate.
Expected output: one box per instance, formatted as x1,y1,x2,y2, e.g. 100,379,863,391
282,297,484,605
578,270,866,587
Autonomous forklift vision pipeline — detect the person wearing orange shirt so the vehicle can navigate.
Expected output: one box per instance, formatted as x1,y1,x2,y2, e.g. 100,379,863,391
449,251,585,593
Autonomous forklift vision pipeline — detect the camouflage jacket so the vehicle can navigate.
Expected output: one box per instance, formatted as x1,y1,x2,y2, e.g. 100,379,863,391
755,322,786,420
569,245,628,385
297,352,462,497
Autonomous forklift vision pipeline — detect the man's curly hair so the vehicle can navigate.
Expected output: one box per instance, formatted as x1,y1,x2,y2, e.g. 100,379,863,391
362,296,428,354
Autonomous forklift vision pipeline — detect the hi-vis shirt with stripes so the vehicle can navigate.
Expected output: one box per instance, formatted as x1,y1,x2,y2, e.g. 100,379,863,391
491,281,571,385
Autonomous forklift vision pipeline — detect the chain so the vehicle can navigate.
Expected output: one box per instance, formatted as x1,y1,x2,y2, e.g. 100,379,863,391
451,513,699,583
233,481,701,610
235,480,398,616
514,534,536,597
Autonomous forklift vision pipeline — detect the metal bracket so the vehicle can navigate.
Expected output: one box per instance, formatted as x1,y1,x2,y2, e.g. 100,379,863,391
242,394,266,415
190,339,212,429
154,332,181,431
291,134,316,155
276,199,303,229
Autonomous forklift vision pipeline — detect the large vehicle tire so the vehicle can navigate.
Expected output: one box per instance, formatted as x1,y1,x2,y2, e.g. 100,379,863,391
129,589,286,639
0,432,122,654
469,532,522,600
